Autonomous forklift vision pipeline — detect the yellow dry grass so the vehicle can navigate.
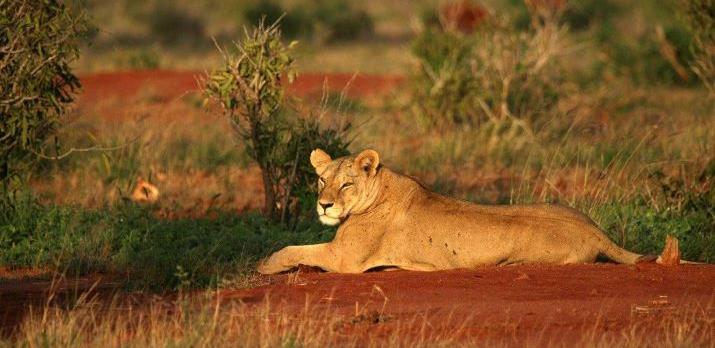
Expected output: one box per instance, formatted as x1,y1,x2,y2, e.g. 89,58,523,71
6,290,713,347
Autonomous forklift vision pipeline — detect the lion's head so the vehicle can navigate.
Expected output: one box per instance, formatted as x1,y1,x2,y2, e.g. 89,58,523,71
310,148,382,226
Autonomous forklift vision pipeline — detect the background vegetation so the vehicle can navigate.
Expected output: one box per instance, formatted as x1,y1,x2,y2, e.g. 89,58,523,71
0,0,713,292
0,0,88,210
202,20,350,226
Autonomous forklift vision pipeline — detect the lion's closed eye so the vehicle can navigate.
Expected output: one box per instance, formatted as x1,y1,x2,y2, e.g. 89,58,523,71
340,182,353,191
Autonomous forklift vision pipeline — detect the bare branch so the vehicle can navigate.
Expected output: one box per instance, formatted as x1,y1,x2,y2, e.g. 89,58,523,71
28,136,141,160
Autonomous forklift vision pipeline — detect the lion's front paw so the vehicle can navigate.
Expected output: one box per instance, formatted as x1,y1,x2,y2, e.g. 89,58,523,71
256,259,276,274
257,256,290,274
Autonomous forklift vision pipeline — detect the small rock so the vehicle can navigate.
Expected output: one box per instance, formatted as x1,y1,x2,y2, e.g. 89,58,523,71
514,272,530,281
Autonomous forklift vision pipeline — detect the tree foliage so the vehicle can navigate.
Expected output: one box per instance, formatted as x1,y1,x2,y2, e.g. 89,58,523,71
203,20,350,227
410,6,564,131
681,0,715,93
0,0,89,208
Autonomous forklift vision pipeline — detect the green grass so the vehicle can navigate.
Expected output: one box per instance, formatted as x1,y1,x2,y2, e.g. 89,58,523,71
595,198,714,262
2,179,712,292
0,197,335,290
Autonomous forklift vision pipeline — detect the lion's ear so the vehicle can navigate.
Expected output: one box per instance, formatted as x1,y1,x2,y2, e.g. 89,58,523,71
354,149,380,176
310,148,332,170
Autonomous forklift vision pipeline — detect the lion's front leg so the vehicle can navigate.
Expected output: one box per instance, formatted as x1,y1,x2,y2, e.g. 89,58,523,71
257,243,340,274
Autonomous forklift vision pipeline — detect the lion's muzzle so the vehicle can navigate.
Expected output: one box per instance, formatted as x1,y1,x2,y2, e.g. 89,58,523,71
317,203,342,226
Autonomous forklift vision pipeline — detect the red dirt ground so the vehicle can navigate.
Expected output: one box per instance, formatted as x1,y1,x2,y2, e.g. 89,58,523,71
220,264,715,343
78,70,404,103
2,264,713,343
0,273,116,335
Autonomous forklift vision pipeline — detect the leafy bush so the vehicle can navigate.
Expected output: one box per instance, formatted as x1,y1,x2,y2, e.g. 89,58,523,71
604,23,694,85
597,199,714,263
312,0,373,42
110,47,161,69
680,0,715,92
596,162,714,263
562,0,619,31
509,0,619,31
410,10,563,129
243,0,313,39
0,0,88,209
203,20,350,227
148,0,206,47
243,0,373,42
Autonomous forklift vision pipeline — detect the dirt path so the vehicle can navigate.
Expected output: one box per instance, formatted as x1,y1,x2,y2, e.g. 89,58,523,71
220,264,715,343
2,264,713,343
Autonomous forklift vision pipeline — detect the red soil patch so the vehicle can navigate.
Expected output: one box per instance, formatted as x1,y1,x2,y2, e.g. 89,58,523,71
219,264,715,343
2,265,713,343
0,273,120,336
78,70,403,104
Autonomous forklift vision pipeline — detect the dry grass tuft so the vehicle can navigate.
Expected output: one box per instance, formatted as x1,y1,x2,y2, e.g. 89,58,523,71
4,291,713,347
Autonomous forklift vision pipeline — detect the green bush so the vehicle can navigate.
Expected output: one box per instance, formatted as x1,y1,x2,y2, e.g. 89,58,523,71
596,163,714,263
148,1,206,47
605,24,694,86
203,20,350,227
312,0,373,42
410,15,563,129
562,0,619,31
243,0,313,39
0,0,88,210
680,0,715,92
243,0,373,42
509,0,619,31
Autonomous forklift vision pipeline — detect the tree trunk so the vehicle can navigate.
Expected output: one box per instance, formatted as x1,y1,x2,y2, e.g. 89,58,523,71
259,163,276,220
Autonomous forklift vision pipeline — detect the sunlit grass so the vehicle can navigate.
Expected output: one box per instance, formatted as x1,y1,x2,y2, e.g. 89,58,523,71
2,289,712,347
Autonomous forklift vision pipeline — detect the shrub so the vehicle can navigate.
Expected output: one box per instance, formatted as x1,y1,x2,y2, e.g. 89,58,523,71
243,0,373,43
312,0,373,42
0,0,88,210
510,0,619,31
680,0,715,92
203,20,350,227
410,7,563,130
148,0,206,47
597,167,714,263
604,23,694,86
243,0,313,39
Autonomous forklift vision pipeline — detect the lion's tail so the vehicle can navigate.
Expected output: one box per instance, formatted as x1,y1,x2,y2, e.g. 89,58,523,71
599,237,644,265
600,233,703,265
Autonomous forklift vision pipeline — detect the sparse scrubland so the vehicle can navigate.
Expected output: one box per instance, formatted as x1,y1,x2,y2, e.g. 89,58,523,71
1,0,714,346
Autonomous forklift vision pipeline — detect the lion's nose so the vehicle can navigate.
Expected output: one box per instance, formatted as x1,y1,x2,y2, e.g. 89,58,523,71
319,202,334,210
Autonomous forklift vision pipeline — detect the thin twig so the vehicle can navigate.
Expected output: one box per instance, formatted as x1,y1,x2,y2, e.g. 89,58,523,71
28,136,141,160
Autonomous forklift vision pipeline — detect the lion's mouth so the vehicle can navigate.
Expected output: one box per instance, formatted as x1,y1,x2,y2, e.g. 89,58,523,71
317,205,343,226
318,214,341,226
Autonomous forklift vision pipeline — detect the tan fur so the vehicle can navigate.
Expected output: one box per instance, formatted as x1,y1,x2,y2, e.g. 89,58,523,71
130,178,159,204
257,149,676,274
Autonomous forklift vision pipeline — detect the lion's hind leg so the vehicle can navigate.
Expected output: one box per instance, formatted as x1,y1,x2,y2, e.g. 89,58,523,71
360,257,439,272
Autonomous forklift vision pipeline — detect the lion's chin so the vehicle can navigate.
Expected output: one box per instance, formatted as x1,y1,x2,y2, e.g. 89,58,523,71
319,215,341,226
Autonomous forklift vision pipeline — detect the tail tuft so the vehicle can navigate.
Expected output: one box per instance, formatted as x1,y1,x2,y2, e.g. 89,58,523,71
656,235,681,266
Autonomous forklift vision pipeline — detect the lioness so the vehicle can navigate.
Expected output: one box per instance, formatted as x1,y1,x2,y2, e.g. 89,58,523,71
257,149,673,274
